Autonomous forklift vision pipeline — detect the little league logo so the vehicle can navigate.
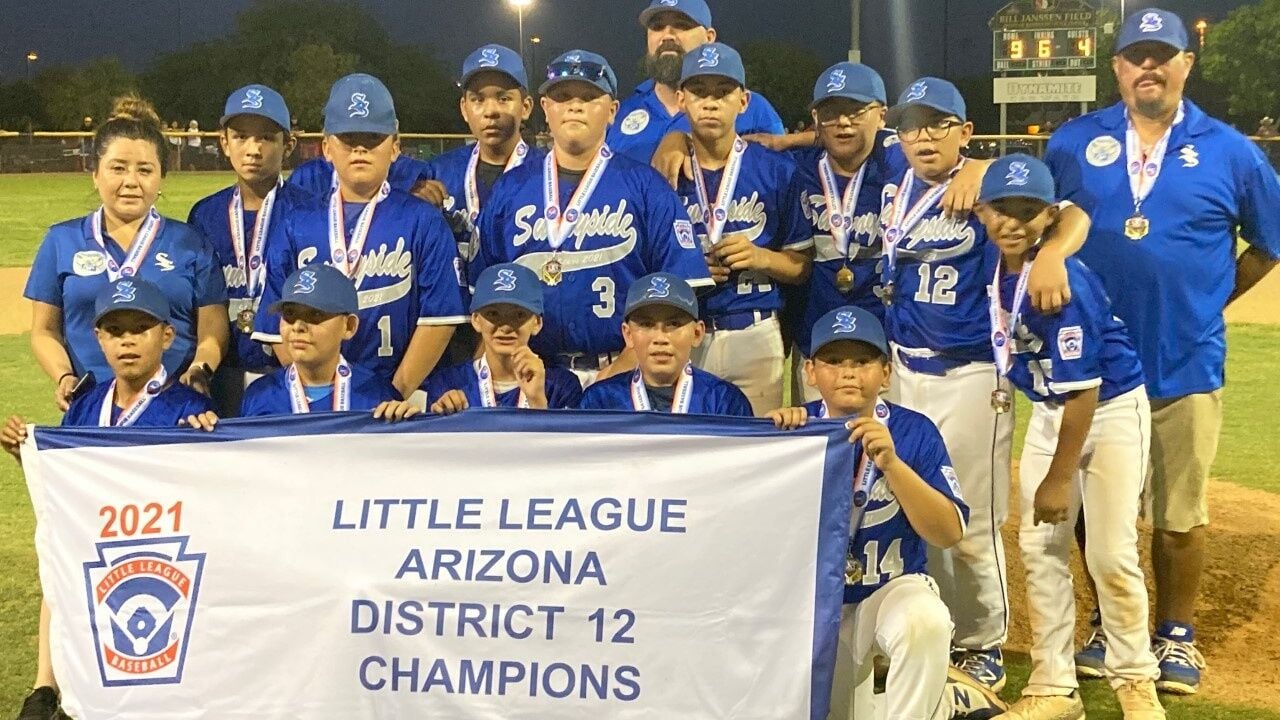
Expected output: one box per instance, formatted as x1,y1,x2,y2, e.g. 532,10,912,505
241,89,264,109
83,537,205,686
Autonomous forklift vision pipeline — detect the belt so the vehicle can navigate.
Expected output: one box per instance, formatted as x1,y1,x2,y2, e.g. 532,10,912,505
555,351,620,372
894,347,974,376
707,309,776,332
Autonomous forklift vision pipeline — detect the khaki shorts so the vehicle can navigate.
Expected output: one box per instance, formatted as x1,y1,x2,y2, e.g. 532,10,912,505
1144,390,1223,532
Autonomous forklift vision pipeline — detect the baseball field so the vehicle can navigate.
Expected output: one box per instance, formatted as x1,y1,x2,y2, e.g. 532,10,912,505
0,172,1277,718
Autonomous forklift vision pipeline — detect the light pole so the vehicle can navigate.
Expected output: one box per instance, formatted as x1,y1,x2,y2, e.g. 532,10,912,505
529,35,542,75
508,0,534,67
1195,19,1208,51
25,50,38,81
848,0,861,63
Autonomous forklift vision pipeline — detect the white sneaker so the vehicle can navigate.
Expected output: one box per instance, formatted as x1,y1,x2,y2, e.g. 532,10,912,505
945,666,1007,718
1115,680,1166,719
1001,692,1086,720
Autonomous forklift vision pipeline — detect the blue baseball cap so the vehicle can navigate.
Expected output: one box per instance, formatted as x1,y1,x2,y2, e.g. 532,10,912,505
680,42,745,88
1115,8,1189,54
220,84,291,133
541,50,618,97
460,44,529,92
811,62,887,108
270,265,359,315
471,263,543,315
324,73,397,136
624,272,699,320
639,0,712,29
810,306,888,358
93,278,171,326
980,153,1057,206
886,76,966,127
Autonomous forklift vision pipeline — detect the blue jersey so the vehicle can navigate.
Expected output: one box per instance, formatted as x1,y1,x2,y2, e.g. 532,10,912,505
240,362,400,416
286,155,434,199
25,214,227,382
791,132,909,353
801,400,969,604
473,151,713,358
424,360,583,410
675,142,813,319
882,170,996,361
1001,258,1144,404
187,182,312,370
63,379,213,427
422,143,548,264
1044,101,1280,399
578,366,752,416
608,79,786,163
252,190,468,380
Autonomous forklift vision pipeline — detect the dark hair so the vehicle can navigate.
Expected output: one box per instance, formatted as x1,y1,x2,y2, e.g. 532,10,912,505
92,95,169,176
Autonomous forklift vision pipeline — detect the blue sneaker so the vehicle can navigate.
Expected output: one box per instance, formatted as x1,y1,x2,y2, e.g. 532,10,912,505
954,646,1006,693
1075,608,1107,679
1152,621,1205,695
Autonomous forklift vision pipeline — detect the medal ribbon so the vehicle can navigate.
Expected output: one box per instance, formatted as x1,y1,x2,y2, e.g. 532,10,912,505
474,355,530,409
327,182,391,281
543,145,612,253
630,363,694,414
286,356,353,413
465,140,529,230
818,153,868,259
91,207,164,281
227,180,281,299
881,167,955,287
825,398,892,542
690,136,747,248
99,366,167,427
988,258,1033,378
1124,103,1184,215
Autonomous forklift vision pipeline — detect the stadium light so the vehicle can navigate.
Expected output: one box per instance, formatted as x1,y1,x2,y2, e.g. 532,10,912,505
1195,19,1208,50
25,50,38,81
508,0,534,67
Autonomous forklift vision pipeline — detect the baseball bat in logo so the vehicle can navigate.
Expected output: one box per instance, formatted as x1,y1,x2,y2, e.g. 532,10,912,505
83,536,205,686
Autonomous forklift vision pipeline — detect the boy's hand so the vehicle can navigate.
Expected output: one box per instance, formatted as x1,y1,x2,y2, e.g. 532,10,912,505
942,158,989,218
2,416,28,460
412,179,448,208
1028,250,1071,314
373,400,422,422
512,348,549,409
55,374,78,411
767,407,809,430
848,417,898,467
714,233,766,273
180,365,212,396
705,252,732,284
180,411,219,432
430,390,469,416
651,131,693,188
1033,472,1073,525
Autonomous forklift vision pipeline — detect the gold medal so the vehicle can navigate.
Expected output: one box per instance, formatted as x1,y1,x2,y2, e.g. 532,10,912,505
1124,213,1149,241
541,257,563,286
990,389,1012,415
881,282,896,306
835,265,855,294
845,555,863,585
236,308,255,333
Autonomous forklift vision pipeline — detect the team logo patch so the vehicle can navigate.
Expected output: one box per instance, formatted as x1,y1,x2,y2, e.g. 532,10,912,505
826,69,847,92
494,268,518,291
1085,135,1121,167
904,80,928,103
1005,161,1030,187
833,310,857,333
660,0,678,6
337,363,351,377
83,537,205,686
940,465,964,500
1179,145,1199,168
674,219,696,249
1139,12,1163,32
1057,325,1084,360
154,253,175,272
293,270,318,294
565,53,582,64
112,281,137,303
646,276,671,298
478,48,501,67
73,251,108,277
620,109,650,136
241,89,264,109
348,93,370,118
698,47,720,68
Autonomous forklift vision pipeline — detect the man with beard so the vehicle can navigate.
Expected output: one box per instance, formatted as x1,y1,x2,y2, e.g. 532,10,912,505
1044,8,1280,696
607,0,785,163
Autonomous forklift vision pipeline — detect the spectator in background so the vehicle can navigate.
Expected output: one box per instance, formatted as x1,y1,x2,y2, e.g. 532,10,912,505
187,118,201,169
1256,116,1277,138
78,116,94,171
167,120,183,170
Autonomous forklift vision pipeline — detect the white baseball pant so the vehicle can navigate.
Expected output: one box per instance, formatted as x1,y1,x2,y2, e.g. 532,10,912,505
692,314,784,416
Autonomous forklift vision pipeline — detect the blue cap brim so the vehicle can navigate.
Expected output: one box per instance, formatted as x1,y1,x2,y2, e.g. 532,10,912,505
268,299,356,315
538,76,614,97
624,298,699,320
93,306,168,327
886,101,963,127
324,119,397,136
470,297,542,315
219,111,290,133
810,92,880,110
459,68,528,92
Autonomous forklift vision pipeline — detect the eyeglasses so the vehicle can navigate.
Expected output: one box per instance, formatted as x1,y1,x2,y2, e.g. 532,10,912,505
546,61,615,94
896,120,964,143
815,103,882,128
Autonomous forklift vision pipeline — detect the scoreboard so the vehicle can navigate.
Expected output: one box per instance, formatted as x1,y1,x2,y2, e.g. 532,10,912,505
993,27,1097,71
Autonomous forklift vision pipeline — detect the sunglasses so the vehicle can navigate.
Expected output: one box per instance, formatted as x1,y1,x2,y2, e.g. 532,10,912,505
546,61,615,94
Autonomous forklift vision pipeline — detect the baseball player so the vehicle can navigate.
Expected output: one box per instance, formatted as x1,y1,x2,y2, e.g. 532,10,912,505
608,0,785,163
187,84,311,416
578,272,752,416
975,155,1164,719
672,42,812,415
252,73,468,403
240,265,417,419
427,263,583,413
471,50,712,386
767,306,1004,720
879,77,1088,692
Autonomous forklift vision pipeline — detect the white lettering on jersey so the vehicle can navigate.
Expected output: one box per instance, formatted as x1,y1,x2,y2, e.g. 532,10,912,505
511,201,638,250
683,191,766,252
1179,144,1199,168
861,477,901,529
295,238,414,309
803,191,882,261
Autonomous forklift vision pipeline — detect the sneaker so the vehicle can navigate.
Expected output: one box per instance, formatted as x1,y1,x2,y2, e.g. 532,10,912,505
17,687,58,720
945,666,1008,719
1115,680,1166,719
1001,692,1086,720
1075,609,1107,680
954,647,1006,693
1152,621,1205,695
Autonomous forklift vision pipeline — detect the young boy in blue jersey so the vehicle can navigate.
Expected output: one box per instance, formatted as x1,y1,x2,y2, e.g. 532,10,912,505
766,305,1004,720
428,263,581,413
579,272,751,416
472,50,712,386
3,278,214,720
253,73,468,404
188,84,311,416
672,42,812,416
975,155,1164,720
241,265,417,419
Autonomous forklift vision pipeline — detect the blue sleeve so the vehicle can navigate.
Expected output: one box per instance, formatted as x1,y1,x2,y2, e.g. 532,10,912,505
423,369,454,405
412,206,468,324
724,385,754,417
908,417,971,528
745,93,786,135
24,230,64,306
182,392,215,417
286,160,331,198
1042,275,1106,394
191,230,227,306
252,214,295,342
470,181,507,290
1236,144,1280,261
777,161,815,251
61,392,92,426
577,384,609,410
548,369,584,409
239,378,276,417
638,172,712,286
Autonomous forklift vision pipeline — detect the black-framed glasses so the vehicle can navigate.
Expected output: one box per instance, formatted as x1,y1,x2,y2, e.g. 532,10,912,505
546,61,615,94
896,120,964,143
815,103,882,128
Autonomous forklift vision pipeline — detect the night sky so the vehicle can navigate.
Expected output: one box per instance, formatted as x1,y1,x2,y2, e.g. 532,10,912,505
1,0,1250,101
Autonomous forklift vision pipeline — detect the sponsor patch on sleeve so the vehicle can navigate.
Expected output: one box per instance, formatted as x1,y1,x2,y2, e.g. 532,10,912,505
674,219,696,249
941,465,964,500
1057,326,1084,360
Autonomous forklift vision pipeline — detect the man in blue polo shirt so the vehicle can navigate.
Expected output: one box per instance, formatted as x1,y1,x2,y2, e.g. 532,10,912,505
607,0,785,163
1044,7,1280,695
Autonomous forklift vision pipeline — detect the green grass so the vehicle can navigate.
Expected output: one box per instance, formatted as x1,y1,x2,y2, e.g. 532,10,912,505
0,172,234,266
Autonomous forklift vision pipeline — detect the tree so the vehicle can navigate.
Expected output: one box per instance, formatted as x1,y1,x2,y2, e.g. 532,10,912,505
36,59,137,129
738,41,827,129
1200,0,1280,126
0,81,49,131
280,44,358,130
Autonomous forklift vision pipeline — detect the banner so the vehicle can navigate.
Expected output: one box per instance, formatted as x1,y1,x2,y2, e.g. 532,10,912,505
24,410,854,719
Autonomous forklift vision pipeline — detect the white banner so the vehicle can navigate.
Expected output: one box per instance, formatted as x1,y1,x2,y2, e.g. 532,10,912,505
993,75,1097,104
24,410,854,719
